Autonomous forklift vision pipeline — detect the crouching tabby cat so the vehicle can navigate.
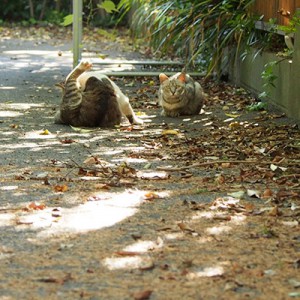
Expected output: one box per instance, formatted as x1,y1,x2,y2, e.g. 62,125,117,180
55,61,143,127
158,72,205,117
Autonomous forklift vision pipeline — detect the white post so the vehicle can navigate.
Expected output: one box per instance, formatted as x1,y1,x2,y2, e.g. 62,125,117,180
72,0,83,67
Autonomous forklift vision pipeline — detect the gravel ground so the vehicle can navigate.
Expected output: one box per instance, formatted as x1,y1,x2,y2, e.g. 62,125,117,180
0,27,299,300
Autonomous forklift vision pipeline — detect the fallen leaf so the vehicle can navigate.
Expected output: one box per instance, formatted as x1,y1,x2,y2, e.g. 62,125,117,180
229,122,241,129
54,185,68,192
26,202,46,211
270,164,278,171
162,129,179,135
144,191,160,200
60,138,75,144
269,206,281,217
262,188,273,199
213,215,231,221
84,156,99,165
247,189,260,198
225,113,240,118
114,251,141,256
215,174,225,184
133,290,152,300
40,129,50,135
52,208,62,217
221,162,231,168
177,222,198,234
37,273,72,284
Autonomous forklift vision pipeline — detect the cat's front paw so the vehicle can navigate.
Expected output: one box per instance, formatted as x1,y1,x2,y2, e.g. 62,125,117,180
78,60,92,71
127,115,144,125
163,109,180,117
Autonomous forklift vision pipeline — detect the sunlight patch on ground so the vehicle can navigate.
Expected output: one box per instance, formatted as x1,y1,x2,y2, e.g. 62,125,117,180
230,214,247,224
206,225,232,235
0,111,23,117
0,185,18,191
0,103,45,110
196,236,215,244
0,213,15,227
3,50,65,58
103,255,153,271
0,140,60,152
191,211,214,220
163,232,184,240
0,86,16,90
103,238,162,270
23,130,57,140
123,238,164,253
187,265,225,279
35,190,147,238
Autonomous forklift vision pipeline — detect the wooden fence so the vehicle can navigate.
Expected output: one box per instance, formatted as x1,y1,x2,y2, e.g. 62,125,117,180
252,0,300,25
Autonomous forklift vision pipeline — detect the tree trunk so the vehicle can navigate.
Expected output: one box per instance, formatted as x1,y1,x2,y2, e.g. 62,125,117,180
28,0,34,19
39,0,47,20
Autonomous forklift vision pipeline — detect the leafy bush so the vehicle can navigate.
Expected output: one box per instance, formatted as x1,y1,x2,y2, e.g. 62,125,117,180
119,0,262,76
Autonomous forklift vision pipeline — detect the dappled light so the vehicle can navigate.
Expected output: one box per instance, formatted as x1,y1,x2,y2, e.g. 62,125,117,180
186,265,225,279
0,22,299,300
38,190,147,236
0,190,150,236
0,86,16,90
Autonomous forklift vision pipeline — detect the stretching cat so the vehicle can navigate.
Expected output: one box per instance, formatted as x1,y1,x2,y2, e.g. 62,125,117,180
158,72,205,117
55,61,143,127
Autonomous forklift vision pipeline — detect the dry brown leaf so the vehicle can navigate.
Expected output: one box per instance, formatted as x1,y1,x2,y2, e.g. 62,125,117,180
37,273,72,285
84,156,99,165
144,191,160,200
60,138,75,144
213,215,231,221
269,206,282,217
262,188,273,199
133,290,152,300
54,185,68,192
114,251,141,256
177,222,198,234
26,202,46,211
221,162,231,168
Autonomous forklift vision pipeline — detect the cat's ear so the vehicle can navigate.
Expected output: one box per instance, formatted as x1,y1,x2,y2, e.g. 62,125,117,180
178,73,187,83
159,73,169,83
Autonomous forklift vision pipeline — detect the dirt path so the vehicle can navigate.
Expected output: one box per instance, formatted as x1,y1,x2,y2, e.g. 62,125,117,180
0,26,300,300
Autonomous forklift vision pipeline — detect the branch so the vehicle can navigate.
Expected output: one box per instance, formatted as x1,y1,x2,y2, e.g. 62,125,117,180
156,159,298,172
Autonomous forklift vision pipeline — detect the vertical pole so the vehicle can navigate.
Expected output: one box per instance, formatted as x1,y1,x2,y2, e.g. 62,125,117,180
73,0,83,67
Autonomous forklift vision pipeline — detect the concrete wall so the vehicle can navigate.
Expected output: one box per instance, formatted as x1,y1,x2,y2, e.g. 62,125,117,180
232,27,300,120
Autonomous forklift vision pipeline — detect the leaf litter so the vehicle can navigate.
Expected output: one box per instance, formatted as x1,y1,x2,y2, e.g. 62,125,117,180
0,25,299,299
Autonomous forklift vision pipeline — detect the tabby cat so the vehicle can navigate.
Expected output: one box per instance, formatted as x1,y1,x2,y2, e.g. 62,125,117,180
55,61,143,127
158,72,205,117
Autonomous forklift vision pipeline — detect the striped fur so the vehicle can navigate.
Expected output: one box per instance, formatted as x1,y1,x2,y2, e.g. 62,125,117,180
55,61,122,127
158,72,205,117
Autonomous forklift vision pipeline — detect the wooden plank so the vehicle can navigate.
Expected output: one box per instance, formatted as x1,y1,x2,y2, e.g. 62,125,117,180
89,71,206,77
278,0,295,25
255,21,294,36
252,0,277,22
91,59,185,66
